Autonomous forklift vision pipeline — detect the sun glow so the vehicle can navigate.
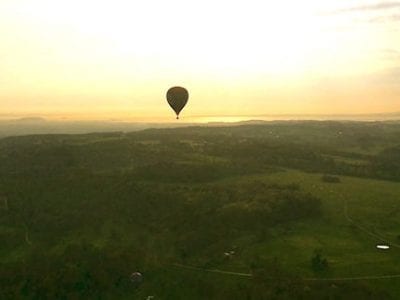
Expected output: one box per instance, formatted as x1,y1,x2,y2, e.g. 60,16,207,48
0,0,399,119
1,0,345,77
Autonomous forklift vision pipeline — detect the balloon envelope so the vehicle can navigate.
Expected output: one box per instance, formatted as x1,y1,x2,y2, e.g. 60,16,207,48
166,87,188,119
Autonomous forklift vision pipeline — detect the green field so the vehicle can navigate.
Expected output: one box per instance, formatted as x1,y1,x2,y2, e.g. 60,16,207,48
1,121,400,299
232,170,400,274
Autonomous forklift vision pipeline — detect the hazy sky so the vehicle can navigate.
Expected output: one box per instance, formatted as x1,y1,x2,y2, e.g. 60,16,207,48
0,0,399,121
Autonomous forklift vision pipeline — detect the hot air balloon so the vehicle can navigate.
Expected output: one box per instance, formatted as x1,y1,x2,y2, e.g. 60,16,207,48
166,86,189,119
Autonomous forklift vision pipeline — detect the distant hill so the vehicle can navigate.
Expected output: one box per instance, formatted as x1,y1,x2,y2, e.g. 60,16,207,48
0,112,399,137
0,119,197,138
13,117,47,122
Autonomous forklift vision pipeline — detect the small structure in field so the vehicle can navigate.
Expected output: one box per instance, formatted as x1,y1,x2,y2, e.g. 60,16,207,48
376,244,390,250
130,272,143,284
224,250,235,259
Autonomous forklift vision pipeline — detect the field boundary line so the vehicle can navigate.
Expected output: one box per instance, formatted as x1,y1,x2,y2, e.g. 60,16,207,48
171,263,253,277
343,197,400,248
171,263,400,281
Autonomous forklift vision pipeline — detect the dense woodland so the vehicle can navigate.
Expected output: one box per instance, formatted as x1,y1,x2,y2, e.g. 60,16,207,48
1,121,400,299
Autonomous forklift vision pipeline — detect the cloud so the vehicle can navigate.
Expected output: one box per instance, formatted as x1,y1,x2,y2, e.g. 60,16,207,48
380,49,400,61
320,2,400,25
368,13,400,22
368,66,400,85
333,2,400,14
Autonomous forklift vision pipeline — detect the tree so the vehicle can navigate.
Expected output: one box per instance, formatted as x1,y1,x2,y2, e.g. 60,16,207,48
311,249,329,273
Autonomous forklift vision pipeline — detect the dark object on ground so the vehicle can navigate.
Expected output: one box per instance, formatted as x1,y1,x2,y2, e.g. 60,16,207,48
321,174,341,183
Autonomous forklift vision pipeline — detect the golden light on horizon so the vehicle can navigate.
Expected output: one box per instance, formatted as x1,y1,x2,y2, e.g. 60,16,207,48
0,0,399,120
